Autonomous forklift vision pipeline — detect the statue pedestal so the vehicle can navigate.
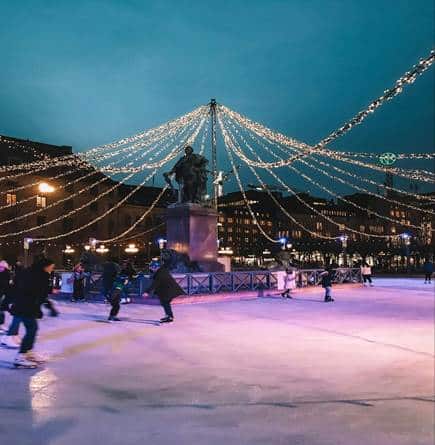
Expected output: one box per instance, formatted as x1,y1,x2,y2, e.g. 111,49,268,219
166,203,223,272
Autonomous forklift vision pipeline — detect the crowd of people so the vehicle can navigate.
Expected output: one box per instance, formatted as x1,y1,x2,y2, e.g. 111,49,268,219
0,255,433,369
0,256,184,368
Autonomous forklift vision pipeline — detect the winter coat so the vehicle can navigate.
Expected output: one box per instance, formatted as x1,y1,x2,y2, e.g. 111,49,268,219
0,269,11,297
320,272,333,288
102,261,120,288
423,262,433,273
10,266,50,319
149,267,184,304
361,266,372,275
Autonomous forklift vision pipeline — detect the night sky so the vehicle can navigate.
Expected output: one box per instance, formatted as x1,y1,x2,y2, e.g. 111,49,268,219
0,1,433,193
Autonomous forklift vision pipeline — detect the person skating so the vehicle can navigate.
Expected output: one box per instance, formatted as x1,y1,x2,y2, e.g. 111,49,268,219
320,269,334,302
0,260,11,333
10,258,55,368
146,261,184,323
101,258,120,301
71,263,86,302
281,267,296,298
360,262,374,286
107,274,128,322
423,259,433,284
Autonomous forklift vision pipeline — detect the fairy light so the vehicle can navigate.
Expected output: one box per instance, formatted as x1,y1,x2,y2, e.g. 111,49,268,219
227,115,435,219
23,117,206,242
0,106,207,173
244,125,432,229
221,105,435,183
218,114,333,240
222,114,394,239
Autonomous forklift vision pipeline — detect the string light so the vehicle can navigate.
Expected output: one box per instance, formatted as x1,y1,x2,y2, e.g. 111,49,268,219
226,114,435,215
222,114,395,239
228,118,433,230
28,117,206,242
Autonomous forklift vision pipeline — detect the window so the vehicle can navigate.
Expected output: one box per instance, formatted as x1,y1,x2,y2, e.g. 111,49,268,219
37,216,46,226
6,193,16,206
36,196,47,208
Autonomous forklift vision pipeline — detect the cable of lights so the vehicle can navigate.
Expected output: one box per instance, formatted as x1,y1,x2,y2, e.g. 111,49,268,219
228,115,435,214
26,117,206,241
218,114,334,240
223,116,393,240
0,105,207,173
219,102,435,183
231,120,433,229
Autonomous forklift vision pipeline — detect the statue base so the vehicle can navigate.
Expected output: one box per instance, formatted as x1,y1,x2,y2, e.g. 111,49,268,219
166,203,223,272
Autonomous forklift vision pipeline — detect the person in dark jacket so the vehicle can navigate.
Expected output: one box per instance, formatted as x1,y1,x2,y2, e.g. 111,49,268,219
423,259,433,284
319,269,334,303
146,261,184,323
0,260,11,331
11,258,55,368
101,258,120,300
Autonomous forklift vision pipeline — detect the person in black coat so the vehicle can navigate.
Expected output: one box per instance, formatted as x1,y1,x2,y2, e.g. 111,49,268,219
101,258,120,300
0,260,11,330
11,258,55,368
146,261,184,323
319,269,334,303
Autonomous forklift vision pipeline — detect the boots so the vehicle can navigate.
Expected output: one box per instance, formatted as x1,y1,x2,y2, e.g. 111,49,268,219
14,353,38,369
1,335,20,349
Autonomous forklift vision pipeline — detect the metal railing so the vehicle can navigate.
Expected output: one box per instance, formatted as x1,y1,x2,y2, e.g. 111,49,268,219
54,267,361,297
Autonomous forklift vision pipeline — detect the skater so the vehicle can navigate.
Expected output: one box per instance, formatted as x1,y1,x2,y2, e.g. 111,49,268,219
119,260,136,304
146,261,184,323
101,258,120,301
281,266,296,298
107,273,129,322
360,262,373,286
0,260,11,333
319,268,334,302
423,259,433,284
71,263,86,302
10,257,55,368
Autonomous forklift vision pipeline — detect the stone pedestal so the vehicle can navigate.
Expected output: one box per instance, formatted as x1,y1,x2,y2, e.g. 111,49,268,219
166,203,223,272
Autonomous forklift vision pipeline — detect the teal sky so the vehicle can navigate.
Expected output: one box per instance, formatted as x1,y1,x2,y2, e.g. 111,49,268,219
0,1,433,192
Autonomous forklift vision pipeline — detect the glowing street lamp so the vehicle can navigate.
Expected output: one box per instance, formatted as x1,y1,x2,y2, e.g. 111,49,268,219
125,243,139,254
38,182,56,194
63,245,75,254
96,244,109,254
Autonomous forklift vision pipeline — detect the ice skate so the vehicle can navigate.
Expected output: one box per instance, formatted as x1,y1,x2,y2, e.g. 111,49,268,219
14,353,38,369
160,316,174,323
1,335,20,349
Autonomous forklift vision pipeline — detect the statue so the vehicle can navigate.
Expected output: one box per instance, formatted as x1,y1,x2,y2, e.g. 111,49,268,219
163,145,208,204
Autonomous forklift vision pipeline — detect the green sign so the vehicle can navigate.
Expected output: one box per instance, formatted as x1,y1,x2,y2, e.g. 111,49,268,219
379,152,397,166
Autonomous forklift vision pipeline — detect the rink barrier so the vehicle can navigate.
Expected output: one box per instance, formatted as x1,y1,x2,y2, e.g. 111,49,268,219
53,267,361,297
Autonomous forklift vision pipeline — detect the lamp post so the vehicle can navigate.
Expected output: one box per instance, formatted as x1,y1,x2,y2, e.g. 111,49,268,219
339,235,348,267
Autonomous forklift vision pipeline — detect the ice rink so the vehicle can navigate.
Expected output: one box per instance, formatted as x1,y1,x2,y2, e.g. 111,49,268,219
0,278,433,445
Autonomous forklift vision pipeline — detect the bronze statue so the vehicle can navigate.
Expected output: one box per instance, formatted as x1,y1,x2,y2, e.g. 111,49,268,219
164,145,208,203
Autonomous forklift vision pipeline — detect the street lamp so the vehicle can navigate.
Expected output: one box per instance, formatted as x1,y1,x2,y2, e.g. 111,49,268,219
63,245,75,254
125,243,139,254
96,244,109,254
38,182,56,194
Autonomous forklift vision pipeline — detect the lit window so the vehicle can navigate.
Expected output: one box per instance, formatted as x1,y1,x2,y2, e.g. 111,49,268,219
6,193,16,206
36,196,47,208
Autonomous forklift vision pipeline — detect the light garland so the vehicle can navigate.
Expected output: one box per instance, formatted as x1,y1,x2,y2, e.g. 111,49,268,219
226,114,435,214
26,116,206,241
222,115,394,239
0,115,200,220
0,106,207,173
317,50,435,147
228,118,433,230
218,113,333,241
221,105,435,184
